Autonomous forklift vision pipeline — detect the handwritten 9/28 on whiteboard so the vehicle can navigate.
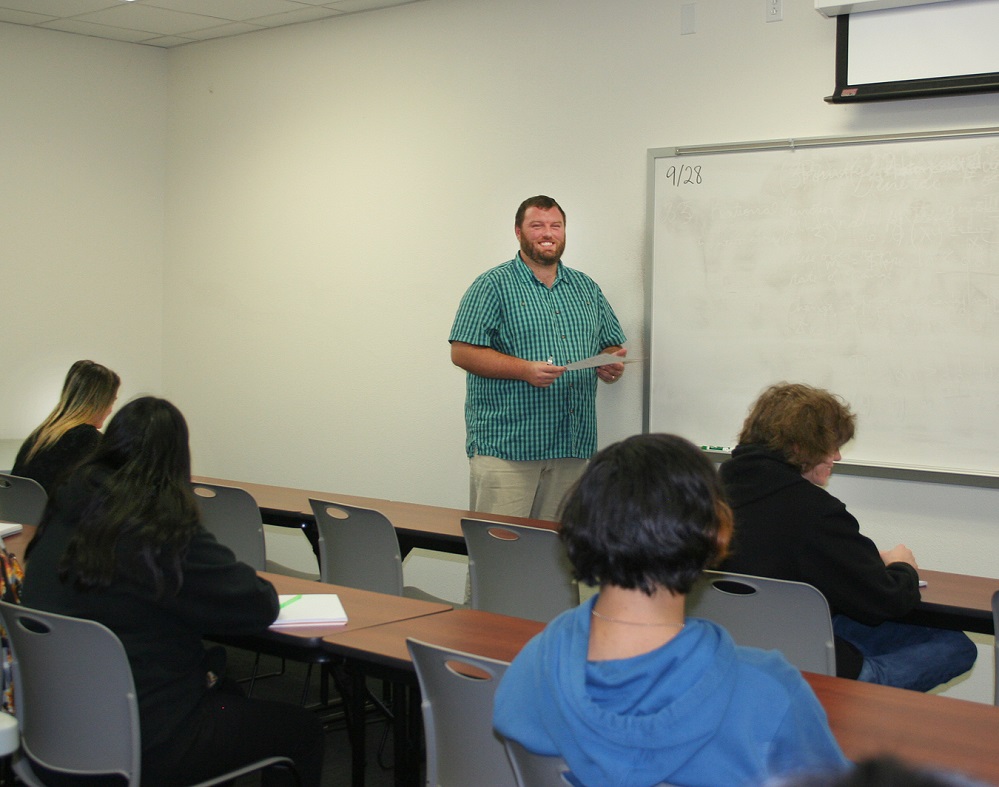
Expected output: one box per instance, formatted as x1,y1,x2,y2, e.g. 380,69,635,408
665,164,702,186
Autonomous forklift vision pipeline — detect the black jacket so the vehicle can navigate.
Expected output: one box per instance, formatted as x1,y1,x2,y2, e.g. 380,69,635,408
719,445,920,626
12,424,101,494
21,469,279,754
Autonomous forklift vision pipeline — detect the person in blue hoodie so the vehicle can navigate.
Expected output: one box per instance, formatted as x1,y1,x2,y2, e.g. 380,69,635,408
493,433,848,787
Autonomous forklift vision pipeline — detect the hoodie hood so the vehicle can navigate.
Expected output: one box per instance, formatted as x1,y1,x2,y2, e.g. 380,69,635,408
501,596,744,787
721,444,805,507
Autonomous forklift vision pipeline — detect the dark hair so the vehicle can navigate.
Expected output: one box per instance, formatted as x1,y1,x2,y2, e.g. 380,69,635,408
54,397,201,597
560,433,732,596
515,195,565,229
738,383,856,473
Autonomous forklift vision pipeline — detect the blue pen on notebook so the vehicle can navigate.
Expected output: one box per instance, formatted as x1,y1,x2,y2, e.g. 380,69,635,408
280,594,303,608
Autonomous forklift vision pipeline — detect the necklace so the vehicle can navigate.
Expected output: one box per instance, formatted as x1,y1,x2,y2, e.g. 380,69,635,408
591,608,685,629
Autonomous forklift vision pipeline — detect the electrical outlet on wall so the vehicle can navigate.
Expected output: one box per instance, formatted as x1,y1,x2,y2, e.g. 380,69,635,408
681,2,696,35
766,0,782,23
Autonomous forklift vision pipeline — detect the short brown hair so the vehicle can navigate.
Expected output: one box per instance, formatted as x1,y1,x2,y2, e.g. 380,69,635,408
738,383,856,472
515,195,565,229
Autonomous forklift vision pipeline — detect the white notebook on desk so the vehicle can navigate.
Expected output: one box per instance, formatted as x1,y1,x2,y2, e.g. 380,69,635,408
271,594,348,628
0,523,23,539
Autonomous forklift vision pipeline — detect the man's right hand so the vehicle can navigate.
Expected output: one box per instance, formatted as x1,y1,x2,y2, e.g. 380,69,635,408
523,361,566,388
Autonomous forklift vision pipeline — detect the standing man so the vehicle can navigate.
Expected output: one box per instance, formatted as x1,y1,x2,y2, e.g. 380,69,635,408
449,195,627,521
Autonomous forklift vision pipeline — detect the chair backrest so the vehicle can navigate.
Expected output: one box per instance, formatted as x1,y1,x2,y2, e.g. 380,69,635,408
503,739,572,787
192,482,267,571
992,589,999,705
0,474,47,526
461,518,579,623
0,600,140,785
310,499,404,595
686,570,837,676
407,638,515,787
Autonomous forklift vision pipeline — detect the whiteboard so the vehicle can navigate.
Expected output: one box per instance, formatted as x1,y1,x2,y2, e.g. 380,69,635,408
646,130,999,480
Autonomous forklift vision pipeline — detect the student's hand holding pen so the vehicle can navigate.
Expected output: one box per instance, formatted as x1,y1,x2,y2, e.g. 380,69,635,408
880,543,918,569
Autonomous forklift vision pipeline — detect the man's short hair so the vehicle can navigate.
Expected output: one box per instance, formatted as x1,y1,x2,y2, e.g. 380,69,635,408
515,195,566,228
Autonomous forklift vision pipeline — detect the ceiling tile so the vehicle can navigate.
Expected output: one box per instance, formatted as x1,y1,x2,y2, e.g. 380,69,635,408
243,6,343,25
143,0,301,22
0,10,57,24
73,4,233,35
0,0,118,14
179,21,266,41
40,18,160,42
0,0,430,48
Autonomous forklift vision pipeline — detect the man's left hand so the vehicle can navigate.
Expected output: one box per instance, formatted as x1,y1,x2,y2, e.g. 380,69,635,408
596,347,627,383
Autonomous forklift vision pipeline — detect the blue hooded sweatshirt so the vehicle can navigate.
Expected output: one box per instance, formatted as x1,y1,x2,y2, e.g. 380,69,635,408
493,595,848,787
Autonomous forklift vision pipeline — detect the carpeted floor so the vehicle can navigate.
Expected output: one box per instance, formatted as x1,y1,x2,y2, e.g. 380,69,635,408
223,645,413,787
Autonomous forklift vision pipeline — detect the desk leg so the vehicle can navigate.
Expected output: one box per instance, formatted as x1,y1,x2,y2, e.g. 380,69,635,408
328,662,368,787
392,683,421,787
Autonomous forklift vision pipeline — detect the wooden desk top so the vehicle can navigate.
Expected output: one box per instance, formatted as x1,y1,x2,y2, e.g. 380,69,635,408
915,568,998,633
804,672,999,784
322,607,545,668
323,607,999,785
18,479,994,633
196,475,999,632
256,571,451,646
193,475,557,545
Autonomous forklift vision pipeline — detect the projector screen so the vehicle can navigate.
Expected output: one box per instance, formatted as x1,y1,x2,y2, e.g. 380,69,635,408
828,0,999,103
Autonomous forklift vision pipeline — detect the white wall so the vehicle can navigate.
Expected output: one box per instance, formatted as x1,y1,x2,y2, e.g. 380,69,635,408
0,25,167,432
162,0,998,550
161,1,999,701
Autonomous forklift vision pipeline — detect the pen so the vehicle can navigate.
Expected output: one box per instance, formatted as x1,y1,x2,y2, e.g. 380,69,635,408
280,594,303,608
547,356,554,365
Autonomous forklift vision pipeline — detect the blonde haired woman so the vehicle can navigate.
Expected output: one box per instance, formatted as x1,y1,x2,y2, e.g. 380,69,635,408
12,360,120,493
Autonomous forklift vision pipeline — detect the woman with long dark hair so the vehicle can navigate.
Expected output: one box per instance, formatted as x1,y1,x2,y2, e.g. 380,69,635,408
22,397,323,786
12,360,120,493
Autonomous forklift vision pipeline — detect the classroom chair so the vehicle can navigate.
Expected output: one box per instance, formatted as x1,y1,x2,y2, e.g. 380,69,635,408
686,570,837,676
193,481,317,578
309,499,448,603
503,740,572,787
407,638,516,787
192,481,331,703
191,481,267,571
462,518,579,623
0,474,47,527
0,601,297,787
503,739,676,787
992,589,999,706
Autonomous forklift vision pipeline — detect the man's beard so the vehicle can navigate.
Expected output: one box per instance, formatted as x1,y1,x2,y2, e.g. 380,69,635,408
521,237,564,266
